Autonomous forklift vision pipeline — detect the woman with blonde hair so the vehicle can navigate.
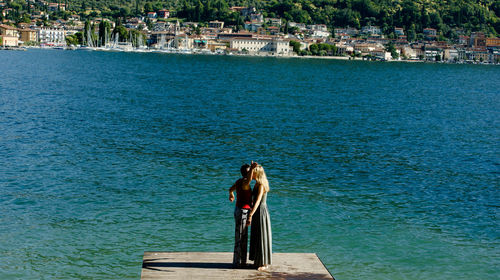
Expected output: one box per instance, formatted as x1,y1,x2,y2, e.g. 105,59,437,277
247,162,272,271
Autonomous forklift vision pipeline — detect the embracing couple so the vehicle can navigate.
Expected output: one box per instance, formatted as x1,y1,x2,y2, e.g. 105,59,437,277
229,161,272,271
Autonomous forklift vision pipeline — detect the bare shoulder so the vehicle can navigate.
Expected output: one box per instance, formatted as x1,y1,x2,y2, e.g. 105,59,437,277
236,178,249,187
255,183,269,193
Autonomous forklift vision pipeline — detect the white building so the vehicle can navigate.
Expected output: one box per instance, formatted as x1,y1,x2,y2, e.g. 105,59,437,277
244,21,262,32
308,24,328,32
208,20,224,29
444,49,459,61
371,49,392,60
288,22,307,32
37,27,66,46
361,25,381,36
401,46,417,59
310,30,331,39
335,27,358,37
266,18,282,27
230,37,291,56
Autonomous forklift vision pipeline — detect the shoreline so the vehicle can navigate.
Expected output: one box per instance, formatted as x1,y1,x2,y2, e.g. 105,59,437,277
3,46,498,65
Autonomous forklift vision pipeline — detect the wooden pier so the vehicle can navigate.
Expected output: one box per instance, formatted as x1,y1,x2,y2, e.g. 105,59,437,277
141,252,334,279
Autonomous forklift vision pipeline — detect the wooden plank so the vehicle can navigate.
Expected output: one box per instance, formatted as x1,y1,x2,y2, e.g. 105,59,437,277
141,252,334,279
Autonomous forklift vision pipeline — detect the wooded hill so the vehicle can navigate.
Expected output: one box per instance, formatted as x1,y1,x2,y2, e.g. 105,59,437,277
5,0,500,39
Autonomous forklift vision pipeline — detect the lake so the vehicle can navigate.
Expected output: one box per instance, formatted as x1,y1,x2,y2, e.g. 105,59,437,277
0,49,499,279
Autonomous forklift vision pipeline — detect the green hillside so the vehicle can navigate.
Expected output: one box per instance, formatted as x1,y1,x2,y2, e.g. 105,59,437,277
4,0,500,38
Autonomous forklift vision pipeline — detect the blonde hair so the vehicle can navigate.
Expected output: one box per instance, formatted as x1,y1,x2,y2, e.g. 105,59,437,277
254,165,269,192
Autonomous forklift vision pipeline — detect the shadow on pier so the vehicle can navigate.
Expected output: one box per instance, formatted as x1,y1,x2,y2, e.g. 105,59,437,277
140,252,335,279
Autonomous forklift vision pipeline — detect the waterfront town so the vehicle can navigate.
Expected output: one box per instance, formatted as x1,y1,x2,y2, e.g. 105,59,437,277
1,0,500,63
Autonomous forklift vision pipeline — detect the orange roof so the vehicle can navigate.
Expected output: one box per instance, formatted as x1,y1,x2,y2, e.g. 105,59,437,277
0,24,17,30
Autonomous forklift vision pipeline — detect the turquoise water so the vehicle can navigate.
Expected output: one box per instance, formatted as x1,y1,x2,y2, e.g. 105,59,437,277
0,49,499,279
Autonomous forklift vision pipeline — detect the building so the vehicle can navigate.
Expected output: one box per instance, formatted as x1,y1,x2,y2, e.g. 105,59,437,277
48,3,65,12
361,25,381,36
486,37,500,47
456,48,467,61
266,18,282,27
19,29,38,43
69,14,81,21
218,31,253,41
335,44,353,56
466,48,489,62
2,8,12,17
244,21,262,32
147,12,157,19
424,46,442,61
208,21,224,29
37,27,66,46
489,49,500,63
353,43,378,53
157,10,170,19
125,18,144,29
423,28,437,40
458,35,469,46
267,26,280,35
400,46,417,59
230,37,291,55
241,7,256,17
394,27,404,37
370,48,392,60
47,3,58,12
207,40,227,52
443,48,459,61
250,13,264,23
470,32,486,48
335,27,358,37
229,6,245,13
310,30,330,39
0,24,19,47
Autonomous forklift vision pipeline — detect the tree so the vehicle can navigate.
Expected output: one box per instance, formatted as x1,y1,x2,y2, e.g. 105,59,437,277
135,0,141,16
407,24,416,42
289,40,301,54
153,2,163,11
195,0,204,22
235,13,244,31
385,41,399,59
113,25,129,42
120,7,131,18
144,2,153,13
146,18,153,30
83,20,91,45
66,34,79,46
99,20,112,46
310,43,319,55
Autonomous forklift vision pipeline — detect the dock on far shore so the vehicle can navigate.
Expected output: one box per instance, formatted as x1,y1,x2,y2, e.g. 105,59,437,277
141,252,335,280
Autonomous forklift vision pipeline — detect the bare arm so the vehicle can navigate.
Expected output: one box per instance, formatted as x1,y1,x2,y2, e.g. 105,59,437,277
247,183,264,225
229,179,240,202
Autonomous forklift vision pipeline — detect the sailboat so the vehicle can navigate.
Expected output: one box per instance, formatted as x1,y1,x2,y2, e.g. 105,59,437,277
81,25,97,50
135,33,148,52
